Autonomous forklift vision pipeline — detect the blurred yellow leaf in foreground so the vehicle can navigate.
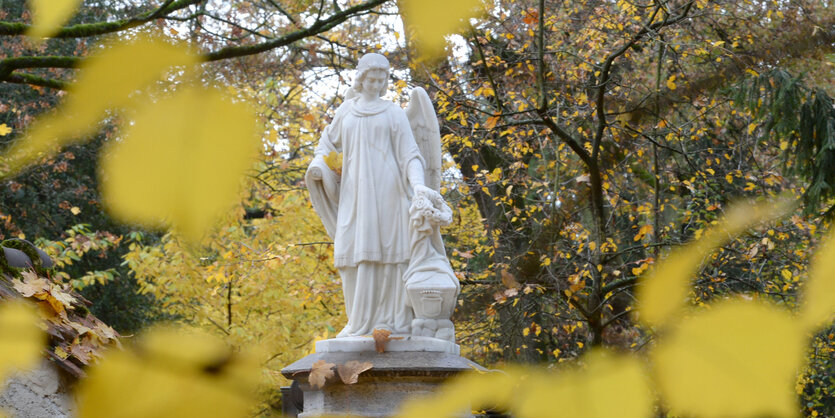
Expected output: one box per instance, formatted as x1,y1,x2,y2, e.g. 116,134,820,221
2,33,199,176
0,301,46,383
637,198,793,328
26,0,83,38
76,326,260,418
652,300,804,417
399,0,483,58
398,349,651,418
100,86,260,242
800,227,835,329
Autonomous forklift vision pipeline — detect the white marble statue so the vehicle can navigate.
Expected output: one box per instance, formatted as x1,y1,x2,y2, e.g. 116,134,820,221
305,53,459,343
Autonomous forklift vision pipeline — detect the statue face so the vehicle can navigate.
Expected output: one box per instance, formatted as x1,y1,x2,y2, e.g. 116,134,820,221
361,69,387,97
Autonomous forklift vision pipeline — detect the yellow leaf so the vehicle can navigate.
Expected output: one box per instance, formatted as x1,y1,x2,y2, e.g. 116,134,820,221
515,350,650,418
398,369,515,418
100,86,260,242
27,0,83,38
747,123,757,135
666,75,677,90
398,349,651,418
637,198,793,328
400,0,482,58
3,32,200,175
0,123,11,136
484,115,500,129
323,151,343,176
54,346,69,360
0,302,46,382
780,269,792,281
71,206,81,215
652,300,804,417
633,224,653,241
76,326,260,418
800,227,835,329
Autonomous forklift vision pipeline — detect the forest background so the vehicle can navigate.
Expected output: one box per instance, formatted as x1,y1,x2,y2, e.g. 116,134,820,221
0,0,834,416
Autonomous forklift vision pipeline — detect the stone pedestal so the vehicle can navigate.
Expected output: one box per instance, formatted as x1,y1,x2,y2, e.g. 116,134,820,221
281,337,483,417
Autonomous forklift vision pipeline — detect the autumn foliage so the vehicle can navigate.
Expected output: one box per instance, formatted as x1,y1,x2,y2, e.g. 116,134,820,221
0,0,834,416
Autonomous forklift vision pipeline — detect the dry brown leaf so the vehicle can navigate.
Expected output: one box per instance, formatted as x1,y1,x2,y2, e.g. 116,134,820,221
372,328,391,353
69,339,94,364
501,269,521,289
308,359,335,389
12,274,51,298
337,361,373,385
51,288,78,308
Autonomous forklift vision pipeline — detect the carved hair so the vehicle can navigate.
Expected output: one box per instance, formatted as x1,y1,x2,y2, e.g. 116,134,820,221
352,53,390,97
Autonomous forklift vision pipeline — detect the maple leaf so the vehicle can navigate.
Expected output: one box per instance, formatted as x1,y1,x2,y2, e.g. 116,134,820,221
372,328,391,353
69,321,92,336
43,294,68,316
51,288,78,308
12,272,51,298
308,359,335,389
337,361,373,385
70,338,94,364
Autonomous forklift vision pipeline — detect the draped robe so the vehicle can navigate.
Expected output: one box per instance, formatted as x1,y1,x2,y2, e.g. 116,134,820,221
306,97,423,336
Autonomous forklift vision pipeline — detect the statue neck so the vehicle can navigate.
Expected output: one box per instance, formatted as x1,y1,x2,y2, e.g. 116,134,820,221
350,97,389,116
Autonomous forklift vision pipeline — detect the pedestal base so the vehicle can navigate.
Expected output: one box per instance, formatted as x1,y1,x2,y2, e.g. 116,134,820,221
281,350,484,417
315,335,460,355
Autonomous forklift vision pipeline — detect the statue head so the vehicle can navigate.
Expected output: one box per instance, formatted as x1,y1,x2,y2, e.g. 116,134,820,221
353,53,390,98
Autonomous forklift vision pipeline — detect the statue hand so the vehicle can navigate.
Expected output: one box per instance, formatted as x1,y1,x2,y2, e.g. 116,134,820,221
308,166,324,180
410,186,453,228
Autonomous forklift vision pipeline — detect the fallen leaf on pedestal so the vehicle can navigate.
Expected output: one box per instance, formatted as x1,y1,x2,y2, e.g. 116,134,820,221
372,329,391,353
337,361,373,384
308,360,335,389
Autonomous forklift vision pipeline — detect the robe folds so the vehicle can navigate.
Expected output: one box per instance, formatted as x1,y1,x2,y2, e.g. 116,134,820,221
306,97,424,336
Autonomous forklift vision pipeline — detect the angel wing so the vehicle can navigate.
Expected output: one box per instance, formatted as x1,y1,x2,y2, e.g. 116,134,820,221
405,87,442,192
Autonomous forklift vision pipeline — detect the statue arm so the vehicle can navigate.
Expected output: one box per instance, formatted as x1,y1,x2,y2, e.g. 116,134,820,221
309,103,348,180
406,158,425,189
